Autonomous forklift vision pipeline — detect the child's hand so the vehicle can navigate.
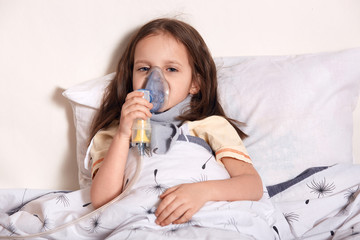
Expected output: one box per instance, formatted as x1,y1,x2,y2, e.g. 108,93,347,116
117,91,153,140
155,182,208,226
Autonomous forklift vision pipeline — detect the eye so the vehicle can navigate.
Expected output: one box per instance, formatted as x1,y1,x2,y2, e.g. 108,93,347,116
138,67,150,72
167,67,178,72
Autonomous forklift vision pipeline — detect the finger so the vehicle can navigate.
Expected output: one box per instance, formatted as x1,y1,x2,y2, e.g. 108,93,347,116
159,204,190,226
159,186,179,199
122,103,152,119
173,209,195,225
155,193,176,218
155,199,183,226
125,91,153,106
125,91,144,101
126,111,150,124
123,95,153,110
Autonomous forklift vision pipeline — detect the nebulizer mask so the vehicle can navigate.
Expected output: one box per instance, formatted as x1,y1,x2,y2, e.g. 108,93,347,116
131,66,169,156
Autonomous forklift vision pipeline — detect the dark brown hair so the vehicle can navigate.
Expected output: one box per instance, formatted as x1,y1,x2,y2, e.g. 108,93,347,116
89,18,246,143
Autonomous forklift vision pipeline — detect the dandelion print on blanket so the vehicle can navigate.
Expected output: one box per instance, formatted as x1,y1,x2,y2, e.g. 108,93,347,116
344,185,359,202
307,177,336,198
146,169,168,195
84,214,113,234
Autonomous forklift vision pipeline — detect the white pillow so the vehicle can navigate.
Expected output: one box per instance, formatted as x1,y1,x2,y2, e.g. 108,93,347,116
216,48,360,185
63,48,360,188
63,73,114,187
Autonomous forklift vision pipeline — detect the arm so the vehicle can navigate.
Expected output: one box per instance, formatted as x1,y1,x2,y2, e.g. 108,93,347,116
90,91,153,209
90,133,131,209
155,157,263,226
204,157,263,201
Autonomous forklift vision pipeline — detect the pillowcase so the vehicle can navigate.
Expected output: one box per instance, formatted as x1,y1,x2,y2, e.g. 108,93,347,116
63,73,114,187
63,48,360,188
216,48,360,185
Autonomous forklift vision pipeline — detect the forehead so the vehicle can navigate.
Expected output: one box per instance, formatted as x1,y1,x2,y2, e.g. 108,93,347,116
134,33,190,64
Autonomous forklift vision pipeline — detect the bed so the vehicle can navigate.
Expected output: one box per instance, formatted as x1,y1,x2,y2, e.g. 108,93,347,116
1,47,360,239
1,1,360,239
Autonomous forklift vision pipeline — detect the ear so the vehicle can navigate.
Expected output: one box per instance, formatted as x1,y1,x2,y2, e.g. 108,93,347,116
189,74,201,95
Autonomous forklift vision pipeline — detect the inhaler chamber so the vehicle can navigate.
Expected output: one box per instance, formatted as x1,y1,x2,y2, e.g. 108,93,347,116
144,67,169,113
131,89,151,155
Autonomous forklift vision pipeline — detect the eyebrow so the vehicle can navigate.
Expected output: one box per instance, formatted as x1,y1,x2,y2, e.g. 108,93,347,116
134,60,150,65
134,60,183,67
166,60,183,67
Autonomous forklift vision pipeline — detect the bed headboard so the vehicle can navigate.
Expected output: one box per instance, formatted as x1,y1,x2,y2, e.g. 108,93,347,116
1,0,359,190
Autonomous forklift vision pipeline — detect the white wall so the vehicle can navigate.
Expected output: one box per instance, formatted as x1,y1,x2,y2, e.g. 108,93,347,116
1,0,360,190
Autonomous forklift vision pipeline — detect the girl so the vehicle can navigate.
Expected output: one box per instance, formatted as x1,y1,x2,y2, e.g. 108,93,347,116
89,18,263,227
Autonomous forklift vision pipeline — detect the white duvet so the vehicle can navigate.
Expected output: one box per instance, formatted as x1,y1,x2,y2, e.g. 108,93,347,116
0,139,359,239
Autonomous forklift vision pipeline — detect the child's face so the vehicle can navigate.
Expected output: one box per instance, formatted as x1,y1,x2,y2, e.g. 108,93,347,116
133,33,199,111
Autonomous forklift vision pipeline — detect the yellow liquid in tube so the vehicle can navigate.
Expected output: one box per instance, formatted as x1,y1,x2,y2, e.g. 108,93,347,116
132,118,151,144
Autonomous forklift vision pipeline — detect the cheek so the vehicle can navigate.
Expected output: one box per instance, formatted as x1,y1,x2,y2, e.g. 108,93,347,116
132,74,146,90
168,80,191,101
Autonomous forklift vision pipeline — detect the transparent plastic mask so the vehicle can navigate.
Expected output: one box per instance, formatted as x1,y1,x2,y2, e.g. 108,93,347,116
144,66,169,113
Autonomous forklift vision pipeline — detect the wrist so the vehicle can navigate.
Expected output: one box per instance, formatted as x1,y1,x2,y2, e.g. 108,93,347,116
114,131,131,143
199,180,227,201
197,181,215,202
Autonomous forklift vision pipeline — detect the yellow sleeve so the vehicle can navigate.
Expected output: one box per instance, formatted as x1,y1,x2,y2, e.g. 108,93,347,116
90,120,119,178
187,116,251,164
